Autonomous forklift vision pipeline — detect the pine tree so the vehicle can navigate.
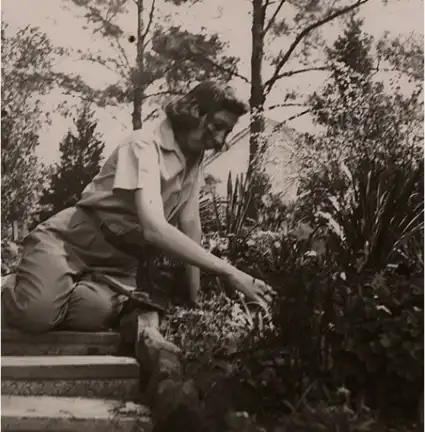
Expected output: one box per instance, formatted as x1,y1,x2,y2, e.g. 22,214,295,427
327,16,374,76
66,0,240,130
38,106,105,222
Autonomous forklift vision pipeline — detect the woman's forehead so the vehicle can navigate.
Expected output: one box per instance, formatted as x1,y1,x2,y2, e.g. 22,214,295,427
211,110,239,126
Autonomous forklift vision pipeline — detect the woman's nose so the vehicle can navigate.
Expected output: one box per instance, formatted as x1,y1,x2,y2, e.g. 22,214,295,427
214,130,226,145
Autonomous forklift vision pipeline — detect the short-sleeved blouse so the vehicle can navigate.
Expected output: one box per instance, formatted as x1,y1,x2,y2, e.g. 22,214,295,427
39,114,207,275
76,115,205,234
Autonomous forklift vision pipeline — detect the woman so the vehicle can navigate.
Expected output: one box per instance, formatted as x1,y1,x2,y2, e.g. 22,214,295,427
1,81,272,334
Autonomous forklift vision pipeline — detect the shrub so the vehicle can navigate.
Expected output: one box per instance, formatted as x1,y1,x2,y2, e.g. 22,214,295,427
300,158,424,276
179,158,424,424
1,239,22,275
331,272,423,416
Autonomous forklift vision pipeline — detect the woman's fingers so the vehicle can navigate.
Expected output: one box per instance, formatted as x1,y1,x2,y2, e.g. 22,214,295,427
254,295,268,310
251,279,275,304
263,293,273,304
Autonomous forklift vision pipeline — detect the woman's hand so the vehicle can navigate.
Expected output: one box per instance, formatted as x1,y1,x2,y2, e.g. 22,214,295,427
223,269,274,308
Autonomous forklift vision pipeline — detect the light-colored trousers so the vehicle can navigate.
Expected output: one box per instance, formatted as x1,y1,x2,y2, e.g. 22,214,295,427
2,208,139,334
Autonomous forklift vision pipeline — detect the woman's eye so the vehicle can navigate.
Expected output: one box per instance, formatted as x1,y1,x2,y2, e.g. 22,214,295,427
212,123,227,132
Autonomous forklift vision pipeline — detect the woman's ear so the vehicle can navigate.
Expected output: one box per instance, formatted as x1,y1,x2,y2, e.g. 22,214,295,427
188,104,201,120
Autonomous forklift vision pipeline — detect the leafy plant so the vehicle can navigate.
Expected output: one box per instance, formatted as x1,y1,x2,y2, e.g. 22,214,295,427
312,158,424,275
212,172,254,237
330,272,424,415
283,392,379,432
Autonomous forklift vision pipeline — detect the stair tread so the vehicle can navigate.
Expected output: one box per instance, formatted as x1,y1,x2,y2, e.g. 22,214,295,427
2,355,139,380
2,355,136,366
1,395,151,431
2,395,150,419
2,329,120,343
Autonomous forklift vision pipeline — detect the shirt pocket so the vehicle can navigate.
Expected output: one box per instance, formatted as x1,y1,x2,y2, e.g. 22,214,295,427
65,209,97,250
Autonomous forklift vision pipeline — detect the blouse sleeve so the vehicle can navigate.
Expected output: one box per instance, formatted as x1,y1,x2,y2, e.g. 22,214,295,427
113,139,160,192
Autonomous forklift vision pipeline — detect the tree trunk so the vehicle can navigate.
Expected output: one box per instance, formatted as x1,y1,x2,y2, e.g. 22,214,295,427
132,0,144,131
248,0,266,180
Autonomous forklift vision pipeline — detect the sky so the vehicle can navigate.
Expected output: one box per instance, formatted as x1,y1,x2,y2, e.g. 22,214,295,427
2,0,423,165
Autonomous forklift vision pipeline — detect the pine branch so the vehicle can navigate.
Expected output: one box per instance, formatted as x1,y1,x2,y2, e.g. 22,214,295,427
61,88,108,107
270,66,329,82
143,36,153,50
264,0,372,94
188,53,250,83
142,0,157,42
78,55,123,78
93,0,129,35
272,109,312,132
263,0,287,36
267,102,307,110
144,90,185,99
111,37,132,72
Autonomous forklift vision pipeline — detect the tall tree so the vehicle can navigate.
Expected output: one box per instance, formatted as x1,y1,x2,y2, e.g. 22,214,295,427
1,23,68,239
38,105,105,222
64,0,240,130
246,0,397,178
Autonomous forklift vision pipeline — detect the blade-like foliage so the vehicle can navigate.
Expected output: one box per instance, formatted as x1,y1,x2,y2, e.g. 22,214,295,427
316,158,424,274
210,172,254,240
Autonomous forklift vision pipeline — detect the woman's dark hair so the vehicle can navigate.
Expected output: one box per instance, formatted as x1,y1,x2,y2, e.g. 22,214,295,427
165,80,249,130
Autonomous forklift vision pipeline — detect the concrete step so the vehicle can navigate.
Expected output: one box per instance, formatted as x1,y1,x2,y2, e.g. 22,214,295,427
2,356,141,401
1,395,152,432
2,329,121,356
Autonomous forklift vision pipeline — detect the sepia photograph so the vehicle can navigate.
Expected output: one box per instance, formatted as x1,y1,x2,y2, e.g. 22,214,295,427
1,0,424,431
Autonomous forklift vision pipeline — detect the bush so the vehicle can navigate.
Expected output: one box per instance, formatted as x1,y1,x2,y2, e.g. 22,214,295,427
298,157,424,276
167,155,424,429
1,239,22,275
331,272,423,415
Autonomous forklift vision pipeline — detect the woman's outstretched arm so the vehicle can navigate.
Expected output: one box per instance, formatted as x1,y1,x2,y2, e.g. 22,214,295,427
178,182,203,304
134,170,233,278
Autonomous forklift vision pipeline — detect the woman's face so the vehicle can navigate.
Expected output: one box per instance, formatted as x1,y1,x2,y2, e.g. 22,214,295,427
185,110,240,154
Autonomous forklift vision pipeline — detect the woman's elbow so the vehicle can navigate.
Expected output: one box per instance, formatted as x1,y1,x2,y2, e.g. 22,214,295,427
141,219,168,244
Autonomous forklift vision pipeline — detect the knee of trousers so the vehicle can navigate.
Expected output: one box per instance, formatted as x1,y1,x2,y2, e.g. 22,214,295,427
62,281,123,332
1,281,67,334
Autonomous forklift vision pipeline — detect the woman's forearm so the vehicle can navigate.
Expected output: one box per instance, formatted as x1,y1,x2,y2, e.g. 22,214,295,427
144,221,233,278
180,220,202,301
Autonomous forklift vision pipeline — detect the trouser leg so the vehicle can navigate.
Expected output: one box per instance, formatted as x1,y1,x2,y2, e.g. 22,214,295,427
60,279,125,331
1,228,75,334
1,227,123,333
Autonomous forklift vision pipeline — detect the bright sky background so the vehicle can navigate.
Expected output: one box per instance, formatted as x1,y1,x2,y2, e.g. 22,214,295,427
2,0,423,165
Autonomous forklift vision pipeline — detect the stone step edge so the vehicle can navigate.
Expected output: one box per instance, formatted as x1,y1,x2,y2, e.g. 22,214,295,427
2,343,118,356
1,395,152,432
2,329,120,344
2,355,140,380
